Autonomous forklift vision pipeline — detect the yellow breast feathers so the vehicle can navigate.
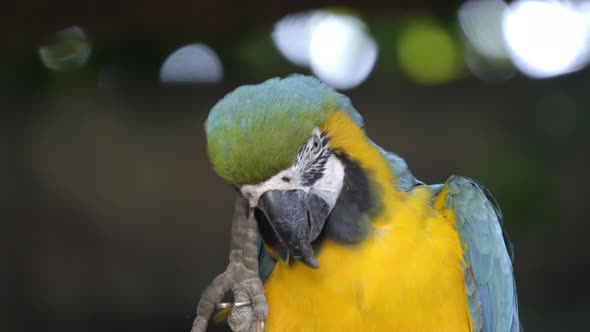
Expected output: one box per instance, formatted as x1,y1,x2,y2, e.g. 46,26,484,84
263,111,472,331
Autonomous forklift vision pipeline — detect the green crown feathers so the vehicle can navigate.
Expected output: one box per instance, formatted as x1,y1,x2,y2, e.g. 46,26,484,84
205,75,363,186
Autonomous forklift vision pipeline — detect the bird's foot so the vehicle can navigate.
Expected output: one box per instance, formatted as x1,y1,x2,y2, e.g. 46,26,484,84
191,196,267,332
191,263,268,332
225,273,267,332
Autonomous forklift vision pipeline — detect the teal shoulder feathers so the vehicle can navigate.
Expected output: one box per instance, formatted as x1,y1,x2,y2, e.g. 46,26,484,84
440,176,520,332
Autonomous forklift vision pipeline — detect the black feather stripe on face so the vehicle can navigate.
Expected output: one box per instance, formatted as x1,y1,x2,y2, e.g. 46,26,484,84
322,153,373,243
297,133,331,186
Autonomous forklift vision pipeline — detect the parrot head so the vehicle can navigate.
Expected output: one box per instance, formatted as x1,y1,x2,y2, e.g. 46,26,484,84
205,75,374,269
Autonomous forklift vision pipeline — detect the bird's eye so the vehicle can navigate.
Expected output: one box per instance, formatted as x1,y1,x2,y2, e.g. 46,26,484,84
312,136,321,152
282,176,291,183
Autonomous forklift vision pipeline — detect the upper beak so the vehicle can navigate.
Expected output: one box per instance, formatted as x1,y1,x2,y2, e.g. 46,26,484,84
258,190,331,269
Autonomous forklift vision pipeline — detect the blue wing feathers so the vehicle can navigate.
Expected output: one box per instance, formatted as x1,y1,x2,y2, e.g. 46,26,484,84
442,176,520,332
476,180,515,263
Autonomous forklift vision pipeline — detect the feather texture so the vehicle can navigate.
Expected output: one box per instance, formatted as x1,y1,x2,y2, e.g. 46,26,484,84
204,76,520,331
435,176,520,332
262,111,471,331
205,75,361,186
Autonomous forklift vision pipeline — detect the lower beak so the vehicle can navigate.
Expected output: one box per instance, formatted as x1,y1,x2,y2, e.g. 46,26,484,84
258,190,331,269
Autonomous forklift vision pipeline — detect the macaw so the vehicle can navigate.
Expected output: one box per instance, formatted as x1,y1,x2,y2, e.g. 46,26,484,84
192,75,520,332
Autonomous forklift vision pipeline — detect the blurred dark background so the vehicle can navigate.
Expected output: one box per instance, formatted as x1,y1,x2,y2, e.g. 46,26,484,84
2,0,589,331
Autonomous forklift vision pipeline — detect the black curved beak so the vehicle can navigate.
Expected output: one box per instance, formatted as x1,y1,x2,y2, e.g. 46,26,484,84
258,190,331,269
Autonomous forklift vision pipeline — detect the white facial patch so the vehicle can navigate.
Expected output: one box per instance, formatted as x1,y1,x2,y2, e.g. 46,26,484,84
240,128,345,210
240,167,305,207
308,154,344,209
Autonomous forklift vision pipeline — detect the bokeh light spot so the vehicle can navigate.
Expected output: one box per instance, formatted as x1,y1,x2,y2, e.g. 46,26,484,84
502,0,590,78
39,26,91,72
308,12,378,89
459,0,509,60
160,43,223,84
397,19,461,85
272,10,378,89
464,45,515,82
272,11,315,67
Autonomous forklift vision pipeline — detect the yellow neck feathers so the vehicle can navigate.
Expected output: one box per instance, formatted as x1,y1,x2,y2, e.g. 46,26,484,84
320,110,401,228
